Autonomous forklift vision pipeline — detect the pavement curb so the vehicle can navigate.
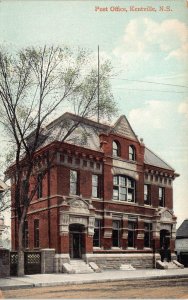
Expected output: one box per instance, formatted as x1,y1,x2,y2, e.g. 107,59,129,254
1,274,188,291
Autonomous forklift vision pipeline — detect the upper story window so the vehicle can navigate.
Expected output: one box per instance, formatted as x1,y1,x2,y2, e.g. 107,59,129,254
113,141,121,157
92,174,101,198
144,184,151,205
129,145,136,161
37,173,43,199
113,175,135,202
159,187,165,207
70,170,78,195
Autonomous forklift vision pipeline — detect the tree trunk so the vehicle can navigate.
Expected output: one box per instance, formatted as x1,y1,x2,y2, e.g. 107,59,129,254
17,220,25,277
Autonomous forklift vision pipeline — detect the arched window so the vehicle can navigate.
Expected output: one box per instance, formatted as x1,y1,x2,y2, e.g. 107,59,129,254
129,145,136,161
113,141,121,157
113,175,135,202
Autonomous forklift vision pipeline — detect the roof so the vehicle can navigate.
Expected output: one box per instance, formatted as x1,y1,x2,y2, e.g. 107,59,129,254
144,147,174,171
33,112,175,172
36,112,110,152
176,219,188,238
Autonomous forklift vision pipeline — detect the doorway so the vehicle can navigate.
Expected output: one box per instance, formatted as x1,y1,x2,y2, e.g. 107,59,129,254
160,229,171,262
69,224,85,259
160,229,170,249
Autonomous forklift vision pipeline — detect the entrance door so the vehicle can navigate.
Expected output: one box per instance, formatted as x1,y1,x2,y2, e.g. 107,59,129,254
160,229,171,262
160,229,170,249
69,224,85,259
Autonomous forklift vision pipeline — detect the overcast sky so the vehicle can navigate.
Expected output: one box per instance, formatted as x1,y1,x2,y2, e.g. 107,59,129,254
0,0,188,228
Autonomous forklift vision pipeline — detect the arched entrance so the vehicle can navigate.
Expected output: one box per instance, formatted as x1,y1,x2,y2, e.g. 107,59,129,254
69,224,85,259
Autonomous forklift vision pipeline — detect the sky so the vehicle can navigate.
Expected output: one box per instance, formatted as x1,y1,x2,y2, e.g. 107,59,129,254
0,0,188,228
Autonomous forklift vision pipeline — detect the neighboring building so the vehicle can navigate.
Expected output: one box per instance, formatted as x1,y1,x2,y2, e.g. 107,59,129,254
10,112,179,270
176,219,188,267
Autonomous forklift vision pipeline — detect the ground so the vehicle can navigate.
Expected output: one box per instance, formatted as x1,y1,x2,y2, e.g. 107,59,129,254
1,278,188,299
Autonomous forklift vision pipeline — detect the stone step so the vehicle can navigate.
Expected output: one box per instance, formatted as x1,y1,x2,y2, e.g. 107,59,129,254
120,264,136,271
156,260,184,269
69,259,94,274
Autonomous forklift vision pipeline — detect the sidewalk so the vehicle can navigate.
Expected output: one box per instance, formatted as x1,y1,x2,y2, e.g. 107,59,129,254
1,268,188,290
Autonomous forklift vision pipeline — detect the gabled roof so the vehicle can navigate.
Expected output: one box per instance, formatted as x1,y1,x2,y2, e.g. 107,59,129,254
144,147,174,171
176,219,188,238
110,115,138,141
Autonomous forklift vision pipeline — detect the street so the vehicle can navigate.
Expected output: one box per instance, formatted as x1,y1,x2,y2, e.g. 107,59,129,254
1,277,188,299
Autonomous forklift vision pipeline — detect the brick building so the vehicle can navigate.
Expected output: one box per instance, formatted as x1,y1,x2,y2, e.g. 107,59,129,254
11,113,179,270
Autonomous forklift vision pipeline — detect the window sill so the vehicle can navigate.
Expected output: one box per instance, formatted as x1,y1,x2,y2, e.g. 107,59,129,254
69,193,80,197
111,247,122,250
112,199,136,205
127,247,137,250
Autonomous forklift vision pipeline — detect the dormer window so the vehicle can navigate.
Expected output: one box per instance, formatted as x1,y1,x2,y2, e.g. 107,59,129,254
129,145,136,161
113,141,121,157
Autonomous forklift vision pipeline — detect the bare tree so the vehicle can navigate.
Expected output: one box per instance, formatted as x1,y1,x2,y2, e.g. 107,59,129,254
0,45,117,276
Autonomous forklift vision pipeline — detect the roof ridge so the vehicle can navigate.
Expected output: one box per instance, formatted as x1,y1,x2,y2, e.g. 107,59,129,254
46,112,111,131
145,146,174,171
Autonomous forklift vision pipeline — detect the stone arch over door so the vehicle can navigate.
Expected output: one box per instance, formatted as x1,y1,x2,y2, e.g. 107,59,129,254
59,197,95,236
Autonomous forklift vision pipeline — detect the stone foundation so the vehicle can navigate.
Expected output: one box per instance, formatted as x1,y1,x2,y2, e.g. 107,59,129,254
84,253,161,269
54,252,176,272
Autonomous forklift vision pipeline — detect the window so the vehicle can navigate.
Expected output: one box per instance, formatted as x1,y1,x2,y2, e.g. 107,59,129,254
83,160,87,167
144,185,151,205
113,141,121,157
70,170,78,195
113,175,135,202
34,219,39,248
93,219,101,247
112,220,121,247
128,221,136,248
159,187,165,207
23,221,29,249
144,223,152,248
129,145,136,161
37,174,43,198
92,175,100,198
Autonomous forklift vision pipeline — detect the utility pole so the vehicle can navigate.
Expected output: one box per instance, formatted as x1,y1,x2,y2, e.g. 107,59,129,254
97,45,100,123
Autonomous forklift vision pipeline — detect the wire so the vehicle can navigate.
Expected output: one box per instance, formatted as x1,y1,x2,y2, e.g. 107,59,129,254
112,87,187,94
110,77,188,89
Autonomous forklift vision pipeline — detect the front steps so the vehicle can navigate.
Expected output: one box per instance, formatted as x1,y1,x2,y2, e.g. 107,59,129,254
156,260,184,269
62,259,95,274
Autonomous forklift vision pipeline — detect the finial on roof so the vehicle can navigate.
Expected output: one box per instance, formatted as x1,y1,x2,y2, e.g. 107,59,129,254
140,138,144,144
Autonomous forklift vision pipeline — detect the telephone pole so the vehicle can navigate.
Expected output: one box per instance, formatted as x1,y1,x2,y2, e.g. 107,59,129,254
97,45,100,123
